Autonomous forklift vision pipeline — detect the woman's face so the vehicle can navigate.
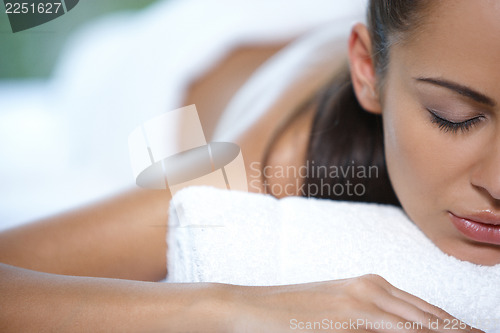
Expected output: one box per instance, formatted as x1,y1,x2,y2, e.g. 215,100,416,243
382,0,500,265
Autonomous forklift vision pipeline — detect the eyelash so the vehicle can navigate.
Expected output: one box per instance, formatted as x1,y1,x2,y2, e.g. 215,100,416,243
427,108,484,134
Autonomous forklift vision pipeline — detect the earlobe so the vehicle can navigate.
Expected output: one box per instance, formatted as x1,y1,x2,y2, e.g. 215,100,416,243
348,23,382,115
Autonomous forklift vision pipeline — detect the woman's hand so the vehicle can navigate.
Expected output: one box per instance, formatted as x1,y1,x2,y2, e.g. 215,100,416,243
225,274,483,332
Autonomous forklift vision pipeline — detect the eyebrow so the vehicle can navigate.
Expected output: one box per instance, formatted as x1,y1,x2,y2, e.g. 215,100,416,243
414,77,497,107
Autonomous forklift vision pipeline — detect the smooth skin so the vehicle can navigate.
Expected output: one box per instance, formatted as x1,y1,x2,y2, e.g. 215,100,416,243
0,1,493,331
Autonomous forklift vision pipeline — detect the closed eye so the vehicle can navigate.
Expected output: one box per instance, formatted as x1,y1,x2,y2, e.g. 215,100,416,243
427,108,485,134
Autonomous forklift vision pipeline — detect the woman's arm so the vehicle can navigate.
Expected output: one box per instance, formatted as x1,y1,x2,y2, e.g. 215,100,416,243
0,263,231,332
0,189,229,331
0,188,234,332
0,188,170,281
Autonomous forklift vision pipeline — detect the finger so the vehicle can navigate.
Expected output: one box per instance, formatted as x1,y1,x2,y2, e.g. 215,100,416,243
387,287,483,333
357,308,439,333
372,293,472,333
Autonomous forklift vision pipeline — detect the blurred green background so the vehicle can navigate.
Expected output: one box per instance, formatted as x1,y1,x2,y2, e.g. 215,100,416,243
0,0,159,78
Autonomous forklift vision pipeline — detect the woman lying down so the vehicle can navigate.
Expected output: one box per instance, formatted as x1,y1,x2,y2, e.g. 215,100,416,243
1,0,499,331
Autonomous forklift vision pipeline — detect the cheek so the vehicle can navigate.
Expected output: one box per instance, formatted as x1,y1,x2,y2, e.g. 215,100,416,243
381,92,477,219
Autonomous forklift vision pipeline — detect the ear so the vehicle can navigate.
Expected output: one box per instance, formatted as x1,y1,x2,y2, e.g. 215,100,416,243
348,23,382,114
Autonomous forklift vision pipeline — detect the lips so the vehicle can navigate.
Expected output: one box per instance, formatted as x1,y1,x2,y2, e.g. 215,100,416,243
448,212,500,245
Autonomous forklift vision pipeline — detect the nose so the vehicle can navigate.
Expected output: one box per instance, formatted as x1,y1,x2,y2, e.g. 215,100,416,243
470,140,500,201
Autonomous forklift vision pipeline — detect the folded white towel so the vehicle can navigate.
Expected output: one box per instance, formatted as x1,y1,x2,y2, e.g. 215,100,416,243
167,186,500,331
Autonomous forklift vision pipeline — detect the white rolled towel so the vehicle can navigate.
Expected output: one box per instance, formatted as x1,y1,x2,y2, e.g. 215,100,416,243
167,186,500,331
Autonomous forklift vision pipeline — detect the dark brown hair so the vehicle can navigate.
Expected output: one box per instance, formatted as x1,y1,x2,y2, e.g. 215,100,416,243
302,0,432,205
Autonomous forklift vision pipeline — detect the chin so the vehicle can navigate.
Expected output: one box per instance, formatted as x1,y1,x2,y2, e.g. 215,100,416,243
439,235,500,266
